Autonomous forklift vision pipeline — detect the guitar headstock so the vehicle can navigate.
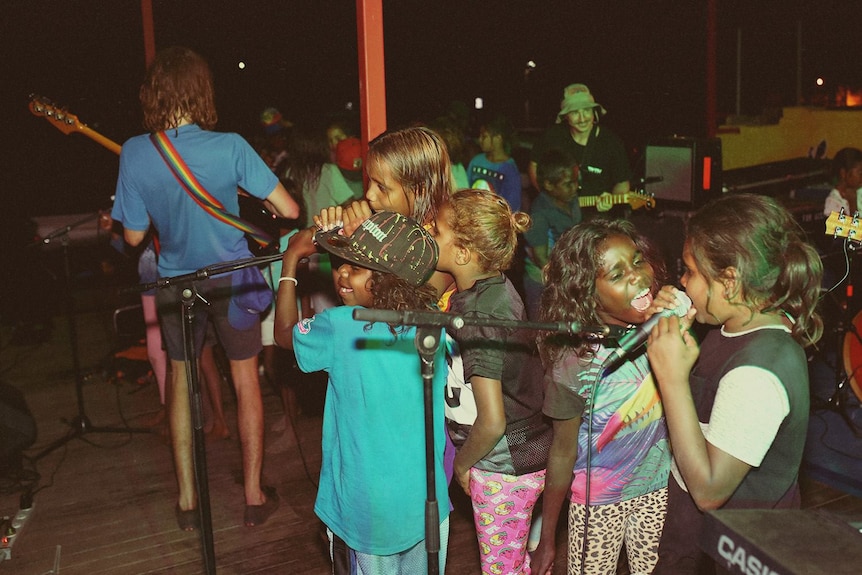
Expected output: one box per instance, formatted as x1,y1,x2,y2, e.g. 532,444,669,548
28,95,84,136
627,191,656,211
825,210,862,243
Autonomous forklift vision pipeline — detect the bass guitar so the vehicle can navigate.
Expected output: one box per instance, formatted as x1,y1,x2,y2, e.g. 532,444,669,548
29,95,279,254
579,191,655,211
29,95,122,155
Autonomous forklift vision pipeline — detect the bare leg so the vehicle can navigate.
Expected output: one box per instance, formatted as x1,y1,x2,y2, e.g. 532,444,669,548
139,294,167,429
200,344,230,439
142,294,168,403
230,355,267,506
168,359,196,512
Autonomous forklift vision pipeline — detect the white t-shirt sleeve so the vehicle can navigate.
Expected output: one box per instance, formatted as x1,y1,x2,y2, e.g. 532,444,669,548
703,366,790,467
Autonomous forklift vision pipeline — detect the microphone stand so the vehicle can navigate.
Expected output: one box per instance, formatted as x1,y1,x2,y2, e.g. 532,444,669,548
132,251,284,575
32,212,151,462
352,308,609,574
415,326,442,575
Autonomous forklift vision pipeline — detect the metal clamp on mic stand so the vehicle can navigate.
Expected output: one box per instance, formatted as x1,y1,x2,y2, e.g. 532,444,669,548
352,308,609,575
132,251,284,575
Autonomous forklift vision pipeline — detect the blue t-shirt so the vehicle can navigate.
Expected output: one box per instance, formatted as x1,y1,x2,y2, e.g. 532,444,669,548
113,124,278,276
467,154,523,211
293,305,450,555
523,192,582,282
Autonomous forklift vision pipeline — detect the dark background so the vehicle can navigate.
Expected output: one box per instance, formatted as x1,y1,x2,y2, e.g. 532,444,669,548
2,0,860,218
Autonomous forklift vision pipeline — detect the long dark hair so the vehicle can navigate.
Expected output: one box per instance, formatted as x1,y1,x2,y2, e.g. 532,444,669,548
367,126,453,226
539,218,665,364
368,271,438,336
686,193,823,347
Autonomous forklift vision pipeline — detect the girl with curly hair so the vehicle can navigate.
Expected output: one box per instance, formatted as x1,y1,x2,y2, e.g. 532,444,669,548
431,188,552,575
532,218,676,575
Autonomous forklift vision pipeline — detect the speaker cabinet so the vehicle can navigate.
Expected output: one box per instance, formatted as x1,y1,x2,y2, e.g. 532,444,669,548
644,137,722,209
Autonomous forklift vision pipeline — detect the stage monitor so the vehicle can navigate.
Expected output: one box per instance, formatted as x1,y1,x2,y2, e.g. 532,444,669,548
644,137,722,209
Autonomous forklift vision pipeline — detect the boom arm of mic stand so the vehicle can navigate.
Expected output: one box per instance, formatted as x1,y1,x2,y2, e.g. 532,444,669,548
352,308,609,337
127,252,288,293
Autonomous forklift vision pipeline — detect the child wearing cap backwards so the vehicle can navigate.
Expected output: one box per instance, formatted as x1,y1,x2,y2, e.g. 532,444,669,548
273,211,450,575
430,188,552,575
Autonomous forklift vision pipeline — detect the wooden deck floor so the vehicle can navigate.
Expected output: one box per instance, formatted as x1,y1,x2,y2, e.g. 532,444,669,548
2,302,862,574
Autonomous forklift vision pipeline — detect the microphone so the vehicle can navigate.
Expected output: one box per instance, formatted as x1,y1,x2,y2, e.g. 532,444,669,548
601,292,692,375
640,176,664,185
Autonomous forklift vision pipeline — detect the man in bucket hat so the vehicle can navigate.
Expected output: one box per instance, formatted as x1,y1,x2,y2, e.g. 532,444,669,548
529,83,631,212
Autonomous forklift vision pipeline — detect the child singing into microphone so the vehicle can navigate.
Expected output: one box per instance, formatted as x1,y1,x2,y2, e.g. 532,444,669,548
531,218,677,575
647,193,823,574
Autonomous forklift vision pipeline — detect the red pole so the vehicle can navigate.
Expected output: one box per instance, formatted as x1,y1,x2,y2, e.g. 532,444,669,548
141,0,156,68
356,0,387,150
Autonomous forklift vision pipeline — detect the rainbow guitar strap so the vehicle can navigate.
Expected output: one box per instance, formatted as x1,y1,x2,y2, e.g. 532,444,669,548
149,131,273,249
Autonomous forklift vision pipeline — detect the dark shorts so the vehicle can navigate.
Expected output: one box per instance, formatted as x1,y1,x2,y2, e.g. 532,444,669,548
156,274,262,361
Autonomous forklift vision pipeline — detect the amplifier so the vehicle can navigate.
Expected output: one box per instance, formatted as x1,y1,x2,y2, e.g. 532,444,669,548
644,137,723,209
777,197,828,241
701,509,862,575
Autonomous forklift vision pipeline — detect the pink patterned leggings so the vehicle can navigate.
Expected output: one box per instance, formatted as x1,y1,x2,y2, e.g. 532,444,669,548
469,467,546,575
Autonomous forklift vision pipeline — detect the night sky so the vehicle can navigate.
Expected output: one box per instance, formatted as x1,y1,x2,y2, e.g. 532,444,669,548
3,1,860,219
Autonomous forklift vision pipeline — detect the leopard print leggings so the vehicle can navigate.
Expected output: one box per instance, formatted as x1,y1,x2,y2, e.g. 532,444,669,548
566,487,668,575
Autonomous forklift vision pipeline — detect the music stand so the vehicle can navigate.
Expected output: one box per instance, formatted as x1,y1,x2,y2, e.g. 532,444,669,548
32,213,151,462
353,308,608,575
135,251,284,575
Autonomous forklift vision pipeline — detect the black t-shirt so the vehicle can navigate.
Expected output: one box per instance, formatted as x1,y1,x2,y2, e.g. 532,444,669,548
448,273,551,475
532,123,632,197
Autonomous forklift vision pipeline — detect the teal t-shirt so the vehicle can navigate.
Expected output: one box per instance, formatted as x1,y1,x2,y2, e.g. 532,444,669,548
293,305,450,555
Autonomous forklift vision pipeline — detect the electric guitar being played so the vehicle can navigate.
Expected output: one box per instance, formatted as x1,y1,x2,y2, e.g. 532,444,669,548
29,95,280,253
29,95,122,155
578,191,656,211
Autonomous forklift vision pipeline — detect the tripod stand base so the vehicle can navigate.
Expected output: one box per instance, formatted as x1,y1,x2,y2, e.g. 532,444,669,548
811,371,862,437
33,414,152,461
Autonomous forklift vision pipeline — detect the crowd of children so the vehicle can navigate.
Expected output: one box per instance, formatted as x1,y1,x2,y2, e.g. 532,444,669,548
267,112,824,575
123,46,827,575
271,117,823,575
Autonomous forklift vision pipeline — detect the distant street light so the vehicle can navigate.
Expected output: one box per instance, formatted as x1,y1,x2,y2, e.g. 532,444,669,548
524,60,537,128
